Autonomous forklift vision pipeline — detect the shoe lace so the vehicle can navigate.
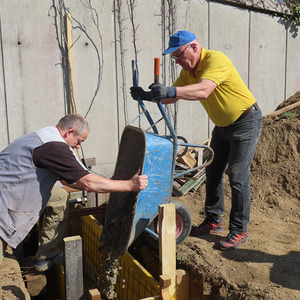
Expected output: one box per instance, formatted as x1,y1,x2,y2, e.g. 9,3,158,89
226,233,236,241
227,233,246,242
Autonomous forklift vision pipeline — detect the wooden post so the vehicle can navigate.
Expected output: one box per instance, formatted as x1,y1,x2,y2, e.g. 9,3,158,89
159,203,176,298
160,274,171,300
65,13,76,114
89,288,101,300
63,235,84,300
176,269,189,300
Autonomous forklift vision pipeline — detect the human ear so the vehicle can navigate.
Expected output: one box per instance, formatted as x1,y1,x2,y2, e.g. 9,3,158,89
191,43,197,52
66,128,75,136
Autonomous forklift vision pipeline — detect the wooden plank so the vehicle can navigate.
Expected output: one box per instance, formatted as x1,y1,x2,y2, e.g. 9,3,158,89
176,269,189,300
68,205,107,218
197,148,203,167
65,13,76,113
175,162,190,170
63,235,84,300
177,175,206,196
177,150,197,168
159,204,176,298
266,100,300,118
24,272,47,296
193,168,205,180
20,256,47,297
172,186,184,197
160,274,171,300
89,288,101,300
201,137,212,146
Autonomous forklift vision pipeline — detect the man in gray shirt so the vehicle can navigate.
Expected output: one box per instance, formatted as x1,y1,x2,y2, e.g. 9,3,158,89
0,114,148,270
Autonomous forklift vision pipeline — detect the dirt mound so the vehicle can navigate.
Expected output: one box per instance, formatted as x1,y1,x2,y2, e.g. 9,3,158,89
250,91,300,212
177,91,300,299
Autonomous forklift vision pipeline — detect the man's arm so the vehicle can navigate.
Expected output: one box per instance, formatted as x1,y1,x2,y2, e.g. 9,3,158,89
176,79,217,100
65,169,148,193
160,79,217,104
34,142,148,193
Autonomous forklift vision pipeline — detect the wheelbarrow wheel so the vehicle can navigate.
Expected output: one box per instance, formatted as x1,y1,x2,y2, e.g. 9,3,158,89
145,199,192,247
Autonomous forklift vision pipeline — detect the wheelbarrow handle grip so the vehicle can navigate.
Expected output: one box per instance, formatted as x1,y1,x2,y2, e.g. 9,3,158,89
154,57,160,84
131,59,159,134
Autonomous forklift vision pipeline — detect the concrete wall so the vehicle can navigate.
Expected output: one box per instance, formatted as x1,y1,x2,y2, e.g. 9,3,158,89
0,0,299,175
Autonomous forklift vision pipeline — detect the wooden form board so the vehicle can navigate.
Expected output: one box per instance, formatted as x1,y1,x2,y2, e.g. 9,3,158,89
176,269,189,300
89,288,101,300
159,204,176,298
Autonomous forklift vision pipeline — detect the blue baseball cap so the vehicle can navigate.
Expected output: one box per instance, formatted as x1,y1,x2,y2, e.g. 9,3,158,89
162,31,196,55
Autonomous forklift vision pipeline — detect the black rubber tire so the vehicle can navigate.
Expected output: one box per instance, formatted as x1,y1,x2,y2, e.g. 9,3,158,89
146,199,192,247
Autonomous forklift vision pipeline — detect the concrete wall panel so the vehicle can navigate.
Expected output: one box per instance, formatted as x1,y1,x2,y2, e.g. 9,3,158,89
0,29,8,151
210,2,250,85
249,12,287,115
0,0,298,173
0,1,65,143
208,2,252,134
1,3,28,141
0,7,9,151
170,0,210,144
63,1,119,175
286,31,300,99
117,0,166,137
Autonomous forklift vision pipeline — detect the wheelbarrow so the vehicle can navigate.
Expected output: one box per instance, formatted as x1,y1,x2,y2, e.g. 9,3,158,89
102,58,214,255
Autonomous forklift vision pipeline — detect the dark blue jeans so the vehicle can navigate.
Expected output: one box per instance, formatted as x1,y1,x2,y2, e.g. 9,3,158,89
205,106,263,234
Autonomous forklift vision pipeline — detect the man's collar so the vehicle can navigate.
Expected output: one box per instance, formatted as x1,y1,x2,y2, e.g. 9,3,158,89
196,46,207,74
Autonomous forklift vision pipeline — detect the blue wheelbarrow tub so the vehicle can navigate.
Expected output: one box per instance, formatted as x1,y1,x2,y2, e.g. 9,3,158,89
102,125,174,254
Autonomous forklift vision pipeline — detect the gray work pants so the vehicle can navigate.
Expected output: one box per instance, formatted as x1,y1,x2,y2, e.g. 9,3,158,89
205,106,263,234
35,187,69,260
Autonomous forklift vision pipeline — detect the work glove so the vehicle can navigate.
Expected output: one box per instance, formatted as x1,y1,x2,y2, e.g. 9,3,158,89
149,84,177,100
130,86,153,101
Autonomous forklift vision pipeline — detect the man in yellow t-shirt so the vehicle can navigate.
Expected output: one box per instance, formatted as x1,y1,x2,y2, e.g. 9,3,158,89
130,30,263,251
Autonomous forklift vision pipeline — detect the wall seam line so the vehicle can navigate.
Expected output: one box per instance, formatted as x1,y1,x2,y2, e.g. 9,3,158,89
0,17,10,144
113,0,120,146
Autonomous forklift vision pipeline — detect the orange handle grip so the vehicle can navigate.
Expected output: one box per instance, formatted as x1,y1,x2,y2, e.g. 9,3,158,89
154,57,160,84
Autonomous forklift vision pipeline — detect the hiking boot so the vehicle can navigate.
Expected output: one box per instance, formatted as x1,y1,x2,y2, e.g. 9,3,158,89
35,252,64,272
219,232,249,251
191,219,223,236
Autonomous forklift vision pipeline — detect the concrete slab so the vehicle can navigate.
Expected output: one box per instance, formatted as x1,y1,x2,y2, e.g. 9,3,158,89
249,11,287,115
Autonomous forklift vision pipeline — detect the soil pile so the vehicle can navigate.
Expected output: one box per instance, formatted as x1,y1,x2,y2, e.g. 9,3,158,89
177,91,300,299
0,247,30,299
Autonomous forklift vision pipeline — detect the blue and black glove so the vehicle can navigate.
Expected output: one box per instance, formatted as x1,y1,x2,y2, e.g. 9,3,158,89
130,86,153,101
149,84,177,100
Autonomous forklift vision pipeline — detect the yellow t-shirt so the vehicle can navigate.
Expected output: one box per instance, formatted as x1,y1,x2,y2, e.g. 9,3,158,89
173,47,256,127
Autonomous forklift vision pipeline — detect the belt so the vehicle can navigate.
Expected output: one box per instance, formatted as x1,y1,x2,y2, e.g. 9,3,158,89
235,102,258,123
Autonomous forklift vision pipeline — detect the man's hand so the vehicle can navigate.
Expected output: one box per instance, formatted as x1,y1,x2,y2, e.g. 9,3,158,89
130,86,153,101
129,169,148,191
149,84,177,100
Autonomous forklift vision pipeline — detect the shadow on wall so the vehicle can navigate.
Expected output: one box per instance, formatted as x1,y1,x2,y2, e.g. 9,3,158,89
278,17,299,38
